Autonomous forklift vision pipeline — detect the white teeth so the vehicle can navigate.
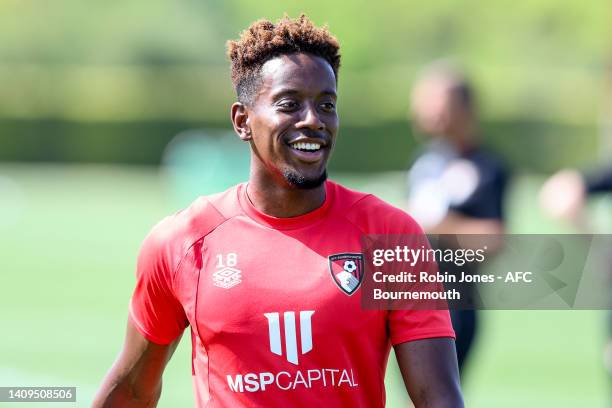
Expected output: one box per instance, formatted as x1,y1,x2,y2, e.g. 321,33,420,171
291,142,321,151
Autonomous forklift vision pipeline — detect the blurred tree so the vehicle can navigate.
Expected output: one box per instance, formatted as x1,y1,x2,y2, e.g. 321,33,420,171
0,0,609,170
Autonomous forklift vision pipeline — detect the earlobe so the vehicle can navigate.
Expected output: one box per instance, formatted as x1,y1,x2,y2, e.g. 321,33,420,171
243,117,252,140
240,117,252,142
231,102,252,141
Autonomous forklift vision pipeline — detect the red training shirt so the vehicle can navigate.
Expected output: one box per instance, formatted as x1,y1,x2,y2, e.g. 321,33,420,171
129,180,455,407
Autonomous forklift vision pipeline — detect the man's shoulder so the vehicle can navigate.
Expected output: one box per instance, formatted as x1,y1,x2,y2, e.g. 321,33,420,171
467,147,508,176
147,184,244,247
330,181,423,234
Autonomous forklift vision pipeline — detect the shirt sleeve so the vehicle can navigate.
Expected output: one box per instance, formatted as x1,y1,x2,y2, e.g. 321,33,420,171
449,158,508,220
128,223,189,345
585,166,612,194
388,309,455,345
347,193,457,345
385,217,456,345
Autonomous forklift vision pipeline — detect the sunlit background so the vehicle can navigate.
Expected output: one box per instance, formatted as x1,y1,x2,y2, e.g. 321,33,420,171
0,1,611,407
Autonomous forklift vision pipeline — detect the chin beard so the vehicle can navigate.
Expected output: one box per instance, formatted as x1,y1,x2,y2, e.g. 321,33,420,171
283,169,328,190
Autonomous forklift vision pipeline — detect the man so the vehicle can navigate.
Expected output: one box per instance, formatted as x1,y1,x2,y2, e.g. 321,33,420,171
540,167,612,380
539,167,612,229
406,63,508,371
539,51,612,387
93,15,463,407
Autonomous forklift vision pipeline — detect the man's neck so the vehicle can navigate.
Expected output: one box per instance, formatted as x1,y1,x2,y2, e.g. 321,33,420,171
245,177,326,218
447,127,477,154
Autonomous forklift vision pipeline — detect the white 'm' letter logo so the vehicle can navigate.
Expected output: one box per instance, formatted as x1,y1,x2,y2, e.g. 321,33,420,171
264,311,314,365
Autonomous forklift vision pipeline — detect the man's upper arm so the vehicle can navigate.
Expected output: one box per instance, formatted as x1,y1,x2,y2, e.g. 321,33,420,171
387,302,460,406
394,338,464,408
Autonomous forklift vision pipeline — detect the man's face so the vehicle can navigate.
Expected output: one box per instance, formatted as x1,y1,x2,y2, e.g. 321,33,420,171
411,78,459,139
245,53,338,189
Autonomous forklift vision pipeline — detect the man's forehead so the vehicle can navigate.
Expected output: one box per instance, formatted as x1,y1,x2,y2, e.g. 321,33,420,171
412,78,453,105
259,53,336,94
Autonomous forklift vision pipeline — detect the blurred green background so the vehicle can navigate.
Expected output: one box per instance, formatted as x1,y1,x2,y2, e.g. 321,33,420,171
0,0,611,171
1,1,611,407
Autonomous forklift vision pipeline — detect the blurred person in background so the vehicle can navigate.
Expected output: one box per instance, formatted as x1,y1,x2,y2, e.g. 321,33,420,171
406,62,509,373
539,168,612,230
539,160,612,394
93,15,463,408
539,52,612,389
539,52,612,231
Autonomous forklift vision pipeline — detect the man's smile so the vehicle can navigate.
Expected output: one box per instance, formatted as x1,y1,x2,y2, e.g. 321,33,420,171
287,138,329,163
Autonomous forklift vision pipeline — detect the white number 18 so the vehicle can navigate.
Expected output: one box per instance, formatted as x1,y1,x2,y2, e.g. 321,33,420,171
216,252,238,268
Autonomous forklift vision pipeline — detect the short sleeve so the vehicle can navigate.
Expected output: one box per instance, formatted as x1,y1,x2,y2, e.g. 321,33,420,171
386,227,456,345
344,191,457,345
129,223,189,345
585,166,612,194
388,309,455,345
449,160,508,220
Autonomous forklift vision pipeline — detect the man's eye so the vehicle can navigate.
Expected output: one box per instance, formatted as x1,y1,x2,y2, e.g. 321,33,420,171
321,102,336,112
277,100,298,110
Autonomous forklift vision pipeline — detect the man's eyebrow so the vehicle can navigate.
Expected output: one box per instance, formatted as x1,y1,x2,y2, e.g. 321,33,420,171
271,89,299,99
321,90,337,98
271,88,337,99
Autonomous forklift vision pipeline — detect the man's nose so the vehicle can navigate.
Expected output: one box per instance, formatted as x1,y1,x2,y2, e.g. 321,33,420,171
297,104,325,130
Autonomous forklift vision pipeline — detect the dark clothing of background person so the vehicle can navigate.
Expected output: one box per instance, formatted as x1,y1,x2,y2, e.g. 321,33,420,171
407,143,508,370
583,166,612,376
586,166,612,194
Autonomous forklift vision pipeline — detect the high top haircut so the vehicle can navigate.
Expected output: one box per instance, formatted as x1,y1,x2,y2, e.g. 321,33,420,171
227,14,341,106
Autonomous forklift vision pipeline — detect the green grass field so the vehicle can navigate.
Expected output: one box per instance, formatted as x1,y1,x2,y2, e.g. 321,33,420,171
0,163,609,407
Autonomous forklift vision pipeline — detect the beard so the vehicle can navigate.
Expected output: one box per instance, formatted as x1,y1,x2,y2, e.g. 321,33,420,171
283,168,328,190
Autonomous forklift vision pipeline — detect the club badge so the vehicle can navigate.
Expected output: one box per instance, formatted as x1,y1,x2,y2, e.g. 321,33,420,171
328,253,364,296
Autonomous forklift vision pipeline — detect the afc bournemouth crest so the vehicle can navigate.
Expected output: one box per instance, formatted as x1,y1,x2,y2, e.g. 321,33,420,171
328,253,364,296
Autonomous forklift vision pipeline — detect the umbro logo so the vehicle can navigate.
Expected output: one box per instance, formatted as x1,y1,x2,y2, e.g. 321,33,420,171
213,267,242,289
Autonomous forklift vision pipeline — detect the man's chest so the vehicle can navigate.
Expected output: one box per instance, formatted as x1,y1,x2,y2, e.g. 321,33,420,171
179,225,385,355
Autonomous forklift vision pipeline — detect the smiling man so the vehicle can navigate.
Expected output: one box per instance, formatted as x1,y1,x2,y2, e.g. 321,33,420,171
93,15,463,408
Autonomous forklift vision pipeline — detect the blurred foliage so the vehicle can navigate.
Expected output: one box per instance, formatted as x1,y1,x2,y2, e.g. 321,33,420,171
0,0,609,123
0,1,610,169
0,118,601,173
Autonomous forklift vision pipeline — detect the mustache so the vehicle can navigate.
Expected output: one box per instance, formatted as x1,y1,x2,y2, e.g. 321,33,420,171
287,130,330,142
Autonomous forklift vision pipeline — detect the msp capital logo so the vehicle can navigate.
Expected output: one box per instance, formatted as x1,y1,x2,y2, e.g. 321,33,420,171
328,253,364,295
226,310,361,393
264,311,314,365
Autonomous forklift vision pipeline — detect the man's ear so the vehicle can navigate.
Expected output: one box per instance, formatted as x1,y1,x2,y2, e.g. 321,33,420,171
231,102,252,141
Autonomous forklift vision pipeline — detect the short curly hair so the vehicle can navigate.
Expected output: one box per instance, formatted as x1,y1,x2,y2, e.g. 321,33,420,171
227,14,341,105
